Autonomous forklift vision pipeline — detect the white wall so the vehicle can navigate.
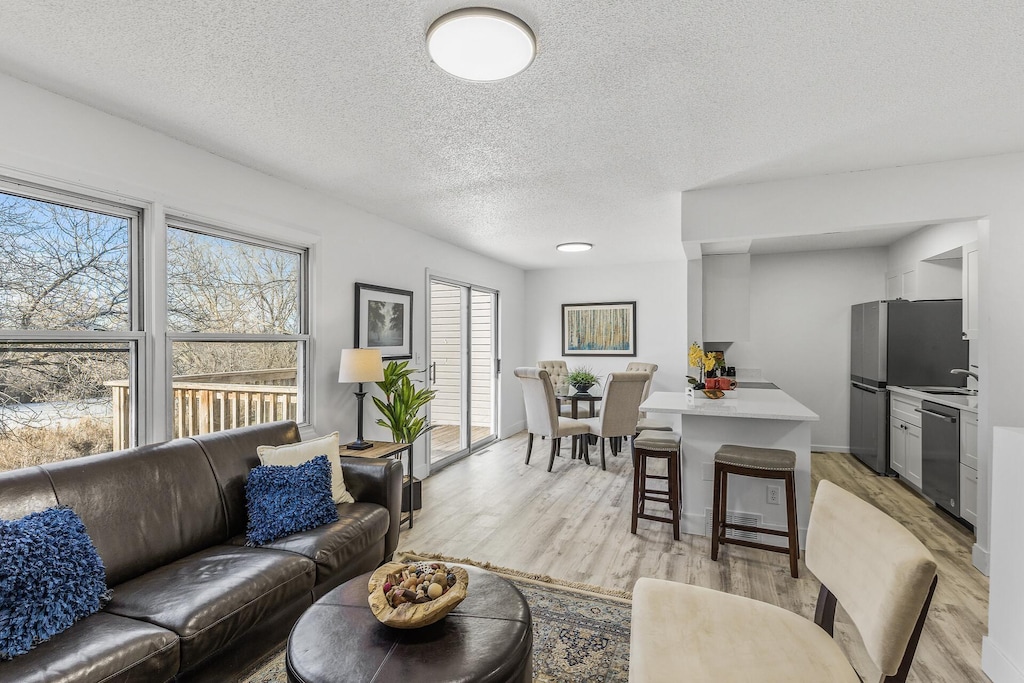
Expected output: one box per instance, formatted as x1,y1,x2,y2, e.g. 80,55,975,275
680,154,1024,681
0,72,527,478
720,248,888,450
888,220,979,271
524,260,688,393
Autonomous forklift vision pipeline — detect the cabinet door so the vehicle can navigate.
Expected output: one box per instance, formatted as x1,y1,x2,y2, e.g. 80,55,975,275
962,241,979,340
960,411,979,469
889,420,906,476
905,423,923,490
886,273,901,299
901,266,918,301
960,464,978,526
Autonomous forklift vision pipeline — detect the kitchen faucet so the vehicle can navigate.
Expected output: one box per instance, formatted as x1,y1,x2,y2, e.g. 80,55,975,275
950,368,979,381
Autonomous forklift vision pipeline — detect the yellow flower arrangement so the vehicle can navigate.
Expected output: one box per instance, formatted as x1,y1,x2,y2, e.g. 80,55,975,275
687,342,722,387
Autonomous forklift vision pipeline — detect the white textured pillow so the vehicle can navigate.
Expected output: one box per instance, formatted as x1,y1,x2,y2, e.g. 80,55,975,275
256,432,355,504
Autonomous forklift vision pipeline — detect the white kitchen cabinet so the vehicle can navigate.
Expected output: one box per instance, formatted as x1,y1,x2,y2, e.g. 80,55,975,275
962,241,979,340
886,273,901,299
890,420,907,477
889,392,923,490
702,254,750,342
905,423,923,490
883,264,919,300
960,464,978,526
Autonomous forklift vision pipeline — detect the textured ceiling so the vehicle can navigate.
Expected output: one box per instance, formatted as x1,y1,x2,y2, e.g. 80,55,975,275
0,1,1022,269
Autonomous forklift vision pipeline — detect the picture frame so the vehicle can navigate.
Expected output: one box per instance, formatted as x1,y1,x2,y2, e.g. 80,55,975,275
561,301,637,356
355,282,413,360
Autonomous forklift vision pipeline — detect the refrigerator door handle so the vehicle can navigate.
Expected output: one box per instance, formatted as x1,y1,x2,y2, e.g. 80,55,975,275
852,381,882,392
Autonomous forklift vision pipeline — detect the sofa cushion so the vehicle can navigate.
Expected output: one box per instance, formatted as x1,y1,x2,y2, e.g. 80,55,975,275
191,421,301,538
0,467,58,521
257,431,355,504
103,545,314,671
245,455,339,546
42,440,227,587
227,502,389,584
1,507,109,659
0,611,179,683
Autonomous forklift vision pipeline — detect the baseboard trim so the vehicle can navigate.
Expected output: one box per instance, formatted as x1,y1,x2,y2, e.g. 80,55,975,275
811,443,847,453
501,421,525,439
973,543,991,576
983,636,1024,683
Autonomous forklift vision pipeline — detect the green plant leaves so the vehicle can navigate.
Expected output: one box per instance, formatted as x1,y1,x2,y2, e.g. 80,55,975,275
374,361,438,444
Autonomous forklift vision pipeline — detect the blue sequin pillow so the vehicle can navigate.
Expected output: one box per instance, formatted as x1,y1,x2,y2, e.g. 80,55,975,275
245,454,339,546
0,507,110,660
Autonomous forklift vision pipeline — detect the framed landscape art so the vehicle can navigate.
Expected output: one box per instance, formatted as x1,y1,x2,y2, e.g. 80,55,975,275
355,282,413,359
561,301,637,356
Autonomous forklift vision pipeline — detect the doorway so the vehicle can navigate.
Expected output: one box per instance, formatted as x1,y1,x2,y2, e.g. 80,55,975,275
428,276,499,468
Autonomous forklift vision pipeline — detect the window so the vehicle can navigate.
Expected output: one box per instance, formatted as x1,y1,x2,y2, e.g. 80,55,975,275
0,185,140,471
165,223,308,437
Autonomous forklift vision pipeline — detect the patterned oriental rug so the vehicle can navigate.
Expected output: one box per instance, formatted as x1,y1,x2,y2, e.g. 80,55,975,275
242,551,632,682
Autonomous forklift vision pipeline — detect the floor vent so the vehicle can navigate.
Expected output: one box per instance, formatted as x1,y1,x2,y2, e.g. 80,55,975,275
704,508,762,542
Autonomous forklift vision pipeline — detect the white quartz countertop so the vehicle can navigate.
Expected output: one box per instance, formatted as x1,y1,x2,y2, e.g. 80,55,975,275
641,388,820,422
888,385,979,413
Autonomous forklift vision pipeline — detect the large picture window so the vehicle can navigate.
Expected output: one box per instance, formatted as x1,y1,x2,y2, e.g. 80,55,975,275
0,185,140,471
165,224,308,438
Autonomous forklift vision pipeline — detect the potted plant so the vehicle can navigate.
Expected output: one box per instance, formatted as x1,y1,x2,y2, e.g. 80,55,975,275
373,360,438,444
567,365,601,394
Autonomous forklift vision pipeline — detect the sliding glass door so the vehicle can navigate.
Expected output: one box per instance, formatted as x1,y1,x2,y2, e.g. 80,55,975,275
428,276,498,467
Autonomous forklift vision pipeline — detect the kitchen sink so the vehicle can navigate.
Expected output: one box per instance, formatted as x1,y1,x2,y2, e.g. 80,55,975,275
902,385,978,396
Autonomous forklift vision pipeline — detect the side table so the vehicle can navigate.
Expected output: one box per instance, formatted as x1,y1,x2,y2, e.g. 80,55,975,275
340,441,416,528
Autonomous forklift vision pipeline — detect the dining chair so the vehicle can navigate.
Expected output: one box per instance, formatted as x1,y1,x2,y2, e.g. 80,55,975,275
626,361,672,433
514,367,589,472
578,371,649,470
538,359,593,418
630,480,938,682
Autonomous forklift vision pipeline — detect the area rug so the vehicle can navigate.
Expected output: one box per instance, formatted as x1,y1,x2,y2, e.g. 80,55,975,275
242,551,631,682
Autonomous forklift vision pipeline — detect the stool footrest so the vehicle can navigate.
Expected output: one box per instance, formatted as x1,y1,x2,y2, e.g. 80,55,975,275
723,522,790,538
637,512,676,525
718,534,794,556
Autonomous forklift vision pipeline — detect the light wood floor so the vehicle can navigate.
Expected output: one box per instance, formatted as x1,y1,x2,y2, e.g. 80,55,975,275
398,431,989,683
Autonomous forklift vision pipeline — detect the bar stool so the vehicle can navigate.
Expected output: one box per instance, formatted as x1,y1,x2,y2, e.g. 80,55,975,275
631,430,682,540
711,444,800,578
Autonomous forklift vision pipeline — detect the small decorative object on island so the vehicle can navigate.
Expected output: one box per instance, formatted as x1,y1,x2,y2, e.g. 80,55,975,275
687,342,726,399
373,360,438,444
566,365,601,394
368,561,470,628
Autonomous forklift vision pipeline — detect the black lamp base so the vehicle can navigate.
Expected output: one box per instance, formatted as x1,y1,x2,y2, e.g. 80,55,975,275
346,439,373,451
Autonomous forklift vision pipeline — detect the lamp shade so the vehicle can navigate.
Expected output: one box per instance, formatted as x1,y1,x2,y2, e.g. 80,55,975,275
338,348,384,384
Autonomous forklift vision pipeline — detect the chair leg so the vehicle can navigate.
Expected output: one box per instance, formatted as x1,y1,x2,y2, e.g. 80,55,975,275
785,470,800,578
581,436,591,465
669,450,680,540
525,433,534,464
571,434,577,459
719,466,730,545
547,438,559,472
711,463,723,561
600,438,607,470
631,449,643,534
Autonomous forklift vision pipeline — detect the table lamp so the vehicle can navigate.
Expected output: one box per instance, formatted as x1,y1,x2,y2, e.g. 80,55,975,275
338,348,385,450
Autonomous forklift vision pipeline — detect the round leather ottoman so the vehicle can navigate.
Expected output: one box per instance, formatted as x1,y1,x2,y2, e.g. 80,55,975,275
286,564,533,683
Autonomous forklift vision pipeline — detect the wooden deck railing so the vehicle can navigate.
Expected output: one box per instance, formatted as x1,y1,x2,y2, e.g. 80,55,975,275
106,369,298,450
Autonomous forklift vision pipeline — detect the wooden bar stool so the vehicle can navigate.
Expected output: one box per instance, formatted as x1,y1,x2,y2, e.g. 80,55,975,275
631,430,682,540
711,444,800,578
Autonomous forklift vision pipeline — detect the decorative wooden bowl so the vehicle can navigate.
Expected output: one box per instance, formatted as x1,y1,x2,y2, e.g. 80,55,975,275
367,561,469,629
702,389,726,399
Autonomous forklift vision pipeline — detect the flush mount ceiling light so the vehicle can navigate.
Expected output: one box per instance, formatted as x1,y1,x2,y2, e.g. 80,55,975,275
556,242,593,253
427,7,536,82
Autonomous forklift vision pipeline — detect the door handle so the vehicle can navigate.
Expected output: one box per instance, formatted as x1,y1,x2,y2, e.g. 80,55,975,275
919,408,957,423
429,362,436,384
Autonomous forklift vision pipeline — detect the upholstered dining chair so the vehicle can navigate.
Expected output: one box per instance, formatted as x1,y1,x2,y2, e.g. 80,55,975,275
514,367,589,472
538,359,593,418
630,480,938,683
626,361,671,433
578,371,649,470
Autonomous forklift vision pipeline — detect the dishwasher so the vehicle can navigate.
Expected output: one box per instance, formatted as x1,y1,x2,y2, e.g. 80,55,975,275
920,400,960,517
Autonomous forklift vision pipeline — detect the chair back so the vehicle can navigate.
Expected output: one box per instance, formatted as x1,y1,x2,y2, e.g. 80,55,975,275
597,372,649,438
806,480,938,677
537,360,568,391
514,367,559,438
626,362,659,417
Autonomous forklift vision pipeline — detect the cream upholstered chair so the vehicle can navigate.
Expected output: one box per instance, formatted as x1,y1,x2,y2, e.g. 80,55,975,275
514,367,589,472
538,359,593,418
630,480,938,683
579,372,649,470
626,361,671,433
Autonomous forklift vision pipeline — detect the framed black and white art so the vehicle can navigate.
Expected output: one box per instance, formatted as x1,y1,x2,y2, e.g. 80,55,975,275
355,282,413,359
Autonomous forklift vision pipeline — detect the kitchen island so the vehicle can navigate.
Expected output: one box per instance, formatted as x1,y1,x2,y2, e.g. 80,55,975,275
639,388,819,545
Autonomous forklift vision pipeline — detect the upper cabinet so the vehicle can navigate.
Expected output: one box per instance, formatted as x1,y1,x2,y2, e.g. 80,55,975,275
703,254,750,342
962,241,979,340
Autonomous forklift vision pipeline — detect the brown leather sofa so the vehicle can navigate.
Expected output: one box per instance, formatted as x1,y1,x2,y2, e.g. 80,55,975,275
0,421,403,683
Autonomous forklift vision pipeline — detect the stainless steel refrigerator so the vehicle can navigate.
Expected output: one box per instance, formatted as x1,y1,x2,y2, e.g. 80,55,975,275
849,300,967,474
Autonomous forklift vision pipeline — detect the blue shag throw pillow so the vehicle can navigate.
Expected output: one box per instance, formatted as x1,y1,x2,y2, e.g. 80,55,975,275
0,506,110,660
245,454,339,546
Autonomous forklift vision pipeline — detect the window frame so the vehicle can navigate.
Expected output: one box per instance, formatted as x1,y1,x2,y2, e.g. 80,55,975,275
163,217,311,436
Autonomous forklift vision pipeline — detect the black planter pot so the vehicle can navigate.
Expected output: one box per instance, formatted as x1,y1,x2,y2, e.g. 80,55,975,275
571,382,594,394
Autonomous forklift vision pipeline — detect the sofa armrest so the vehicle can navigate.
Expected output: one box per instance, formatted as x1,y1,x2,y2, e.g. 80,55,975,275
340,457,403,562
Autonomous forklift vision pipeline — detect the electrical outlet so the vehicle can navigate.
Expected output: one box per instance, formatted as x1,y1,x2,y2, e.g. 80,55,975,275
767,485,781,505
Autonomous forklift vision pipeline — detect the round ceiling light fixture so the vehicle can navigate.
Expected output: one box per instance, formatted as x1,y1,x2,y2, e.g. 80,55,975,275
427,8,536,82
556,242,593,253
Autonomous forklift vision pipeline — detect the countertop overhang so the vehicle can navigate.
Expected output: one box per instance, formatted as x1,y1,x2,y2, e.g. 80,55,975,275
641,388,820,422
